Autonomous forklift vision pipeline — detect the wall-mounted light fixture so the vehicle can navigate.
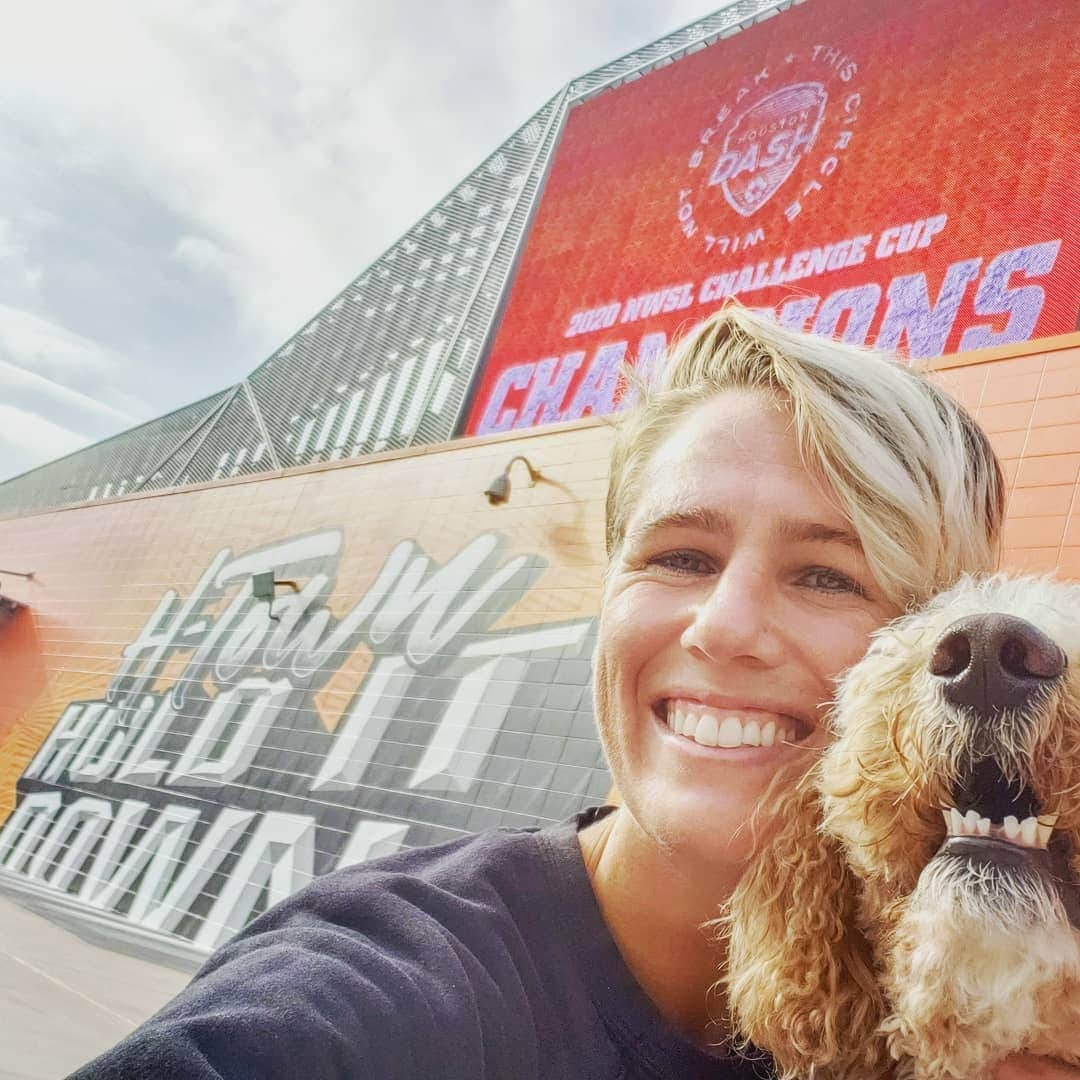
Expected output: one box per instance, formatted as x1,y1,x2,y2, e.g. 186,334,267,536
0,569,33,623
252,571,300,621
0,595,24,629
484,455,542,506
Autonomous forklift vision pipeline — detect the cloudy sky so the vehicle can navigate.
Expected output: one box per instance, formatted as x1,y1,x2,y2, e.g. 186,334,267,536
0,0,717,482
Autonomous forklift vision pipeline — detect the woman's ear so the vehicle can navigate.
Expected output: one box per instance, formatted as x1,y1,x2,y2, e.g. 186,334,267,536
719,766,891,1080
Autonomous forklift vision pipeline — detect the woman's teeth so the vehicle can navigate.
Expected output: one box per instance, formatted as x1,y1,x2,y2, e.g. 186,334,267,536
664,704,797,748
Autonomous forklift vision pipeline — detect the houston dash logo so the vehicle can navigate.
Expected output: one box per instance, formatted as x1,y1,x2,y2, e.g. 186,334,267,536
678,45,862,255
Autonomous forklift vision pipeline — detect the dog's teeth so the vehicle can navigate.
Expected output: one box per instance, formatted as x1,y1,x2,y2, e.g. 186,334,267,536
939,804,1057,849
761,721,775,747
683,713,699,739
1036,814,1058,849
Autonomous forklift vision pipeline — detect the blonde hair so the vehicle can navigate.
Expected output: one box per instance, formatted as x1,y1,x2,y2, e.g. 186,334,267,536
606,305,1004,609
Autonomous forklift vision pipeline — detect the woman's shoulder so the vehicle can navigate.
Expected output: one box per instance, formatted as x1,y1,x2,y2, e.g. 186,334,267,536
242,806,616,949
69,817,605,1079
193,819,567,985
245,816,570,939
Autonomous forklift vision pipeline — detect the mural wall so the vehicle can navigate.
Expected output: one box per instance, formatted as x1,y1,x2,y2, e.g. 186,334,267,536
0,422,612,964
0,335,1077,964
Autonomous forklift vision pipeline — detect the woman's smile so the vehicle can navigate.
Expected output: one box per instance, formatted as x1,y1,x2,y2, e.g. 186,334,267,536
650,697,817,767
655,695,813,742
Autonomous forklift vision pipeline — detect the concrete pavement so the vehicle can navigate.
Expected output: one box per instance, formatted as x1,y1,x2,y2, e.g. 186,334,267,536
0,896,189,1078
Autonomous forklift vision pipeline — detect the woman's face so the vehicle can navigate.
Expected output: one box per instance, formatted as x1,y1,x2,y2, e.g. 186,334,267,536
596,389,898,869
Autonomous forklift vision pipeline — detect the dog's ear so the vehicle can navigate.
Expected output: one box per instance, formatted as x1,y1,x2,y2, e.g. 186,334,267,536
721,766,891,1080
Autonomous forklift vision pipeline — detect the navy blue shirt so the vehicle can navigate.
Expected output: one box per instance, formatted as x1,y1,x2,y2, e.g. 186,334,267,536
72,807,774,1079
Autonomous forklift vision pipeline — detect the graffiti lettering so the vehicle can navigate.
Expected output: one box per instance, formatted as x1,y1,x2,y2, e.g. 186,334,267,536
0,530,603,961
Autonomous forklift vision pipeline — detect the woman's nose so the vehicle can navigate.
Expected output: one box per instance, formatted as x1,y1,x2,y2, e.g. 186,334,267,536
680,560,780,666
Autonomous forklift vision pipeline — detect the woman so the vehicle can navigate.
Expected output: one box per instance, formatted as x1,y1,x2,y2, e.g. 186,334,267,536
73,307,1075,1079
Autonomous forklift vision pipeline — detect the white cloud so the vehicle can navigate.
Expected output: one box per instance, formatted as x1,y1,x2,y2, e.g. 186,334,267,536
0,306,119,380
0,306,148,421
0,308,151,481
172,233,234,282
0,358,139,427
0,218,43,292
1,1,715,341
0,403,91,481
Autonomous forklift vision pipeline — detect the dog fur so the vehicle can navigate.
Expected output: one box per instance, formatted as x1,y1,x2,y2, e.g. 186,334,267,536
723,574,1080,1079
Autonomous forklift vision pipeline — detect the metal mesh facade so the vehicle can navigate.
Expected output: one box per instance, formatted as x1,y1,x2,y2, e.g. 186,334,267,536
0,0,790,519
0,390,233,509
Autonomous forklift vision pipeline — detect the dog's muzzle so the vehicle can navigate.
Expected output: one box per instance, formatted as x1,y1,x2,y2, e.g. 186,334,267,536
929,612,1067,719
927,613,1079,925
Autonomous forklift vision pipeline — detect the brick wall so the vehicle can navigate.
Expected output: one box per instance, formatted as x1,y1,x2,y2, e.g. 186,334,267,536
933,337,1080,577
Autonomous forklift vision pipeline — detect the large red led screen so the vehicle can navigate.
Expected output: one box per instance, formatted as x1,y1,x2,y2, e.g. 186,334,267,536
464,0,1079,436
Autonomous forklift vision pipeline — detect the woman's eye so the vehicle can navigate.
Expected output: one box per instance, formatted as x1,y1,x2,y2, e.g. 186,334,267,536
648,550,714,575
801,566,867,597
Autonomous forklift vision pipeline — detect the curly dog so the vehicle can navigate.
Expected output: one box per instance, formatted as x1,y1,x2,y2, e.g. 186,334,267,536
725,574,1080,1079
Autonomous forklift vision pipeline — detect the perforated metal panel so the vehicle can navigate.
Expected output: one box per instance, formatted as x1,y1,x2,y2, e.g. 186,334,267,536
173,385,270,487
245,91,567,469
0,390,233,513
0,0,788,519
566,0,798,102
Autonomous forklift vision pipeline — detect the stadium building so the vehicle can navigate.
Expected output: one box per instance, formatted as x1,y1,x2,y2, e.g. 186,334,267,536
0,0,1076,977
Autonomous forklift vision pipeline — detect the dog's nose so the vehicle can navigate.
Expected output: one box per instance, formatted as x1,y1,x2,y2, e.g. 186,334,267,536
929,613,1066,716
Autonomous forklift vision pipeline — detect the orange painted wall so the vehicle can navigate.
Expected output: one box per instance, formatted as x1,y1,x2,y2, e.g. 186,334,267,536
932,336,1080,577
